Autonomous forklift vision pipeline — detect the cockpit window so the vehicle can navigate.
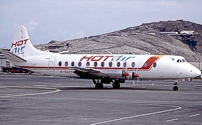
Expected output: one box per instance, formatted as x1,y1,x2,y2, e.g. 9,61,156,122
177,59,186,63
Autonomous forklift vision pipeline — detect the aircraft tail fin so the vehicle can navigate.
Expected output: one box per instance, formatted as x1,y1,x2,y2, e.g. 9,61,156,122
10,26,47,57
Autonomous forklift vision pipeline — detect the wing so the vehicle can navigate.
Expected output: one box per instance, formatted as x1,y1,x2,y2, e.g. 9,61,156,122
68,67,110,79
0,49,27,63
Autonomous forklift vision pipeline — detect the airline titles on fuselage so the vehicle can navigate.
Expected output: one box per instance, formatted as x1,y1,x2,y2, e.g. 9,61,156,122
80,55,136,62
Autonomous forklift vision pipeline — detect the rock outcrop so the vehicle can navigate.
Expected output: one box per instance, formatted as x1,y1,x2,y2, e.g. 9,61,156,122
35,20,202,62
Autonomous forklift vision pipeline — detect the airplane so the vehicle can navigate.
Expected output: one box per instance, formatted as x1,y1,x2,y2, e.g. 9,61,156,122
1,26,201,91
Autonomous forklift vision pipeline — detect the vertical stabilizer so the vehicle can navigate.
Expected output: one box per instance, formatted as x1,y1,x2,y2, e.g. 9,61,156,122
10,26,46,57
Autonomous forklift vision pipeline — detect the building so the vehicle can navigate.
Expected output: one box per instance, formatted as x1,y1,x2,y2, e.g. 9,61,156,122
0,52,8,67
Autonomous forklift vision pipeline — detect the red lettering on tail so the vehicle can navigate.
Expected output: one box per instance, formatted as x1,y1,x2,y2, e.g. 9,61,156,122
11,39,29,48
11,42,18,48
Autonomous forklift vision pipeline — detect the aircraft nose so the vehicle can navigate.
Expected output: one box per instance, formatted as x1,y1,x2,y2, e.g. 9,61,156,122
191,67,201,78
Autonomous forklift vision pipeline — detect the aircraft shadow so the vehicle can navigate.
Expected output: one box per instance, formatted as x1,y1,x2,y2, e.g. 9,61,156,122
58,86,172,91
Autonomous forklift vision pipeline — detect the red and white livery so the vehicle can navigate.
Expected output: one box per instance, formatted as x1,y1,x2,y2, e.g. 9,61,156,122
1,26,201,91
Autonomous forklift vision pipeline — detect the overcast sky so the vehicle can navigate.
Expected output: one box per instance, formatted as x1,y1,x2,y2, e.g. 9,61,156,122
0,0,202,48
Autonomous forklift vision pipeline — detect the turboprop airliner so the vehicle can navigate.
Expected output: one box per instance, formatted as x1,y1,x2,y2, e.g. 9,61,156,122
1,26,201,91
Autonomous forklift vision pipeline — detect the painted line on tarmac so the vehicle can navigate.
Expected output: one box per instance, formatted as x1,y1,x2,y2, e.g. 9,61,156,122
33,85,47,87
0,86,19,88
0,77,25,80
0,88,61,98
190,114,200,117
89,105,181,125
166,118,178,122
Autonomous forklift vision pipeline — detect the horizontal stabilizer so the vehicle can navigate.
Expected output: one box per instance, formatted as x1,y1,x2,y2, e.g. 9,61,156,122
0,49,27,63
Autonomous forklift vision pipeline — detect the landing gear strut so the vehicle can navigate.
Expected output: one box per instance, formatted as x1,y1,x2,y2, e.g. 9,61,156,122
173,82,179,91
93,79,103,89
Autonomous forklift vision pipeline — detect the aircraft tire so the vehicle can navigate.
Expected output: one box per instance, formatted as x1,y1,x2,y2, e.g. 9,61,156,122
95,83,103,89
173,86,178,91
112,83,120,89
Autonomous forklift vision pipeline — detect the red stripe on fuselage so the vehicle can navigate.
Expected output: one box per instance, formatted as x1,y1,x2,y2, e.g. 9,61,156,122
139,56,161,70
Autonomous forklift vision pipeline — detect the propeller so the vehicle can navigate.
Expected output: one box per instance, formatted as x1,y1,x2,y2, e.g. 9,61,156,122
122,62,129,79
151,81,155,86
132,69,140,87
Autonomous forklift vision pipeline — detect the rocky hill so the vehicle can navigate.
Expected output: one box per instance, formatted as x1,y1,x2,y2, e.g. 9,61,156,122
35,20,202,62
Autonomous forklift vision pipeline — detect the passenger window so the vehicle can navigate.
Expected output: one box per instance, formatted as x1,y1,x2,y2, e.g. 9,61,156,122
94,62,97,67
78,62,82,67
144,62,148,67
58,61,62,66
123,62,127,67
109,62,112,67
117,62,120,67
153,62,157,68
101,62,105,67
65,61,68,66
86,62,90,66
71,62,75,66
177,59,180,63
131,62,135,67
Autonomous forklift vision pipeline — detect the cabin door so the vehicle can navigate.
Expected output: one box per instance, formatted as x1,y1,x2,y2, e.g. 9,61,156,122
46,57,55,72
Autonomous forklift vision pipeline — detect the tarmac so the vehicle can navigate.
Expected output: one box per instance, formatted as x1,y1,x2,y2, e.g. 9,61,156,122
0,75,202,125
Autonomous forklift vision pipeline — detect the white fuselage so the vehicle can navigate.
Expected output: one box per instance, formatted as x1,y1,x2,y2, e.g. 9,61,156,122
2,25,201,90
15,53,201,80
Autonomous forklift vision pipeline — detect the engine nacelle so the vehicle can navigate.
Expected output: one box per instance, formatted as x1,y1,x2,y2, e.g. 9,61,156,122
132,72,140,79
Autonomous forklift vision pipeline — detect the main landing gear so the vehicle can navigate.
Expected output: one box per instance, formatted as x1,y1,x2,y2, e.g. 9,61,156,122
112,80,120,89
173,82,179,91
93,79,104,89
92,79,122,89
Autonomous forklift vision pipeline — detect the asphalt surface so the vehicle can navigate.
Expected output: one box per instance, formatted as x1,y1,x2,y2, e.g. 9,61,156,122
0,75,202,125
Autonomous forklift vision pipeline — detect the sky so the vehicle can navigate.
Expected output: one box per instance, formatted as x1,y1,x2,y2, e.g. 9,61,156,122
0,0,202,48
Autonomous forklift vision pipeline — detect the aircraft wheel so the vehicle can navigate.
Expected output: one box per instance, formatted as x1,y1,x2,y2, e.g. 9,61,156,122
95,83,103,89
112,82,120,89
173,86,178,91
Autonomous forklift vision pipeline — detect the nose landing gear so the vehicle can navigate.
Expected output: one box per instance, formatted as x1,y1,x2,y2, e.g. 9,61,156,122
112,81,120,89
173,82,179,91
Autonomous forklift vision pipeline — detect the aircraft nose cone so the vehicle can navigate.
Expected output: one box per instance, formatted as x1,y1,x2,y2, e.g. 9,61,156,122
191,68,201,78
